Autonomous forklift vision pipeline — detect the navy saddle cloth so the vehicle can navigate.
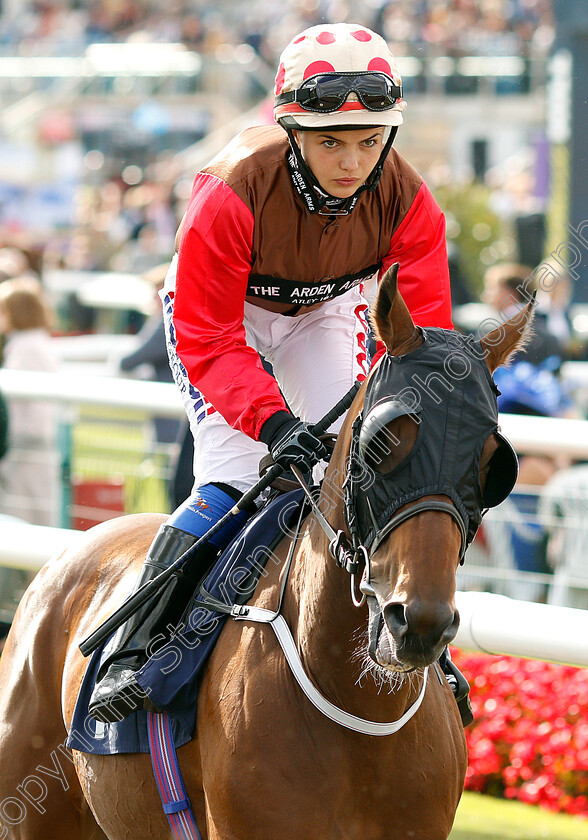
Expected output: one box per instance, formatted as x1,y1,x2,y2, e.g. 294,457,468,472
67,489,306,755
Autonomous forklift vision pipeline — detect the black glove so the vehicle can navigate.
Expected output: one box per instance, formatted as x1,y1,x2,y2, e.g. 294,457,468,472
259,411,327,473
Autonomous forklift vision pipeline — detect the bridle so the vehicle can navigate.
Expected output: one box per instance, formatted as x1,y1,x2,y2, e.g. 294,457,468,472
290,469,468,610
199,477,430,736
327,331,519,604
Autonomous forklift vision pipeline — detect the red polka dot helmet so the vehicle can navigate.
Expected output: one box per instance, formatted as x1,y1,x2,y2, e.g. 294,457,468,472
274,23,406,130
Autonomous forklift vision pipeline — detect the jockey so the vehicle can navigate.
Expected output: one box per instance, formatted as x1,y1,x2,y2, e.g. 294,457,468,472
89,22,471,725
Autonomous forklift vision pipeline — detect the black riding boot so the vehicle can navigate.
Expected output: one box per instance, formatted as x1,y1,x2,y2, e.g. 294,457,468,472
439,647,474,727
88,524,216,724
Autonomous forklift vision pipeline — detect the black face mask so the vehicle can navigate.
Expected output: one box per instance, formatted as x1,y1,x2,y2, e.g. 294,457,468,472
344,328,518,557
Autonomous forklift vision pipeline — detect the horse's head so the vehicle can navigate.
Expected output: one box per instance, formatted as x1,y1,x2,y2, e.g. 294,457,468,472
341,264,532,675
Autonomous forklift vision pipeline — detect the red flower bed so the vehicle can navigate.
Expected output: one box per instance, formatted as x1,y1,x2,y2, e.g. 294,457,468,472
450,648,588,817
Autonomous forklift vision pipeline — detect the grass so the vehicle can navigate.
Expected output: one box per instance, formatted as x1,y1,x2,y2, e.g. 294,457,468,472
450,792,588,839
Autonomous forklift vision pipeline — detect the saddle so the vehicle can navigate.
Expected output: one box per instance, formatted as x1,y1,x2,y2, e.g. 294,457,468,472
67,488,308,756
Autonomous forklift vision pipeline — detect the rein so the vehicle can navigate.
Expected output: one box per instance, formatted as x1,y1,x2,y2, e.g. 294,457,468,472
199,420,472,735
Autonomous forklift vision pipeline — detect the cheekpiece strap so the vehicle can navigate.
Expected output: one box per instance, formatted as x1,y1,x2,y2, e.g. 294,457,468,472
343,412,365,548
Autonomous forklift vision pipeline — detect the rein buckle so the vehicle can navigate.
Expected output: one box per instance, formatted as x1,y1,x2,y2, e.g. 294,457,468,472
329,530,358,574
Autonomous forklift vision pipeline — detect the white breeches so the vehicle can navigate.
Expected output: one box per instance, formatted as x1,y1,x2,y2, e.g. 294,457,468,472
162,259,369,494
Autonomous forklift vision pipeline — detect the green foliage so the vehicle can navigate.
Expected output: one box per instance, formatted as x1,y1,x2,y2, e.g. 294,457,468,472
434,182,508,300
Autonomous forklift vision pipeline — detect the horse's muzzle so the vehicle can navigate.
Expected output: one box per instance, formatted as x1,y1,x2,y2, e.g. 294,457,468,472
368,596,459,670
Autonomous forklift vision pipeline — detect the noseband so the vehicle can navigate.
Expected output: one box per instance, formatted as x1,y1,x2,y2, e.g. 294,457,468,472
292,469,468,610
201,333,518,736
365,498,467,559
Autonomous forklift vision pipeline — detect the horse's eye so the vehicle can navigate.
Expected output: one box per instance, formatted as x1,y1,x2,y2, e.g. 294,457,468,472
363,428,400,472
362,416,418,474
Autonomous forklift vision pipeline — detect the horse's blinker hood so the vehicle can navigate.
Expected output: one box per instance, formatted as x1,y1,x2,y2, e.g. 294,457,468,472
344,328,518,558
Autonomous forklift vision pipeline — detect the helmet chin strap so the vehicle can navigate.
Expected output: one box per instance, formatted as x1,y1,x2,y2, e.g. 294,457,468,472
285,126,398,215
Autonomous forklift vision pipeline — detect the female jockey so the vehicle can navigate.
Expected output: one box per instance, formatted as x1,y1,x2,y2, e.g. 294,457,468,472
90,22,470,724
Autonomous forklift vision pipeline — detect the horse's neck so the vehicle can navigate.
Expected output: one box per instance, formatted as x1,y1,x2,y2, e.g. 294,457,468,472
286,464,351,646
283,473,412,718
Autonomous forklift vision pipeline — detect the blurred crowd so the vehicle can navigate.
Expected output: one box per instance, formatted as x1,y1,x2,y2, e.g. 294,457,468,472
0,0,557,294
0,0,558,304
43,167,182,279
0,0,554,61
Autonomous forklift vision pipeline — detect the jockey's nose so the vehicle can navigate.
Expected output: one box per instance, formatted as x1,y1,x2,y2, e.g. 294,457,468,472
340,150,359,172
383,599,458,648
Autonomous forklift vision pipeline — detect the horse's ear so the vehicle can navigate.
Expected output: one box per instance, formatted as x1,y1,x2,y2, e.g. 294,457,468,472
480,299,535,373
371,264,418,355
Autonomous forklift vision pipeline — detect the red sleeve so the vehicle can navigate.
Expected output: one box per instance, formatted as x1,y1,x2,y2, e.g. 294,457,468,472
373,180,453,363
173,172,288,440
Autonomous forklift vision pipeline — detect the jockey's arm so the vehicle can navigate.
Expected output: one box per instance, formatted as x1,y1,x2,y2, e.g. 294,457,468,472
173,172,289,441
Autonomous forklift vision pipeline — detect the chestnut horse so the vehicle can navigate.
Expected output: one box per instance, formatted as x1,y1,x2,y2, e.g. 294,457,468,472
0,269,530,840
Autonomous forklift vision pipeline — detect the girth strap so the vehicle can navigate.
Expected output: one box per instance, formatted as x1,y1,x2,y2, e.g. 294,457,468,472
147,711,202,839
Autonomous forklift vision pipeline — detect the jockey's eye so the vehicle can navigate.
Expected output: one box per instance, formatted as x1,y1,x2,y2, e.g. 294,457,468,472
363,414,419,474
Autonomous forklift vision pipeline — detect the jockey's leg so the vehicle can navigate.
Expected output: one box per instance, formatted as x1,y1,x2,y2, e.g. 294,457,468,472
264,286,370,428
89,270,384,724
88,482,251,723
89,270,286,724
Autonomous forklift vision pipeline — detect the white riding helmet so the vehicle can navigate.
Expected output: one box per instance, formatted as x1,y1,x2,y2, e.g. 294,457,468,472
274,23,406,131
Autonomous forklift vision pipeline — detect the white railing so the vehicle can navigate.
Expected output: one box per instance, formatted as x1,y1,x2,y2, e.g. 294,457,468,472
455,591,588,668
1,367,588,454
0,517,586,667
0,369,184,417
2,367,588,665
0,521,80,572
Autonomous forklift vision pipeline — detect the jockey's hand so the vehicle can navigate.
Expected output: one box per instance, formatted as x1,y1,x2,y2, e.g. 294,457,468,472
260,411,327,474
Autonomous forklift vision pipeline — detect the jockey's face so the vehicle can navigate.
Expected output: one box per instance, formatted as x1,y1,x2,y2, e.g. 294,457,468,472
292,127,385,199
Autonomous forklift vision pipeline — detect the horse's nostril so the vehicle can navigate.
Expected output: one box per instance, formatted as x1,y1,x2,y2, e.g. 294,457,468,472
405,601,456,642
383,599,457,647
383,602,408,637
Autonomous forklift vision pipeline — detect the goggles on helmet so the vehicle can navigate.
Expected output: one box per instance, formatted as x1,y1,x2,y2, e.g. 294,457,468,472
275,71,402,114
